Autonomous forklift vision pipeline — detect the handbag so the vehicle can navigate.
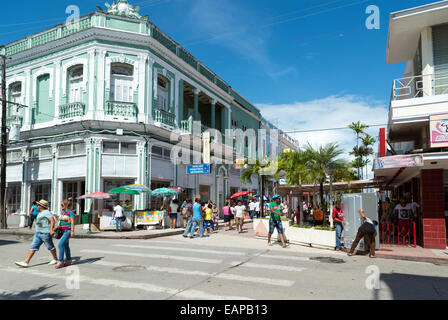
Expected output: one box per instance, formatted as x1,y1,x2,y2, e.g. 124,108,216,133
120,215,127,222
55,227,64,239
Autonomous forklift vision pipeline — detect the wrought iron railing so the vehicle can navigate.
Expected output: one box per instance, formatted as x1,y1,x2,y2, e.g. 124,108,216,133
392,72,448,101
105,101,138,117
59,102,85,119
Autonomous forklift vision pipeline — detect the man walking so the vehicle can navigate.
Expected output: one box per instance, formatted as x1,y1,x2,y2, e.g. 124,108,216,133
248,199,256,220
267,195,287,248
113,201,124,232
332,201,344,251
234,200,246,233
347,209,378,258
15,200,58,267
189,198,205,238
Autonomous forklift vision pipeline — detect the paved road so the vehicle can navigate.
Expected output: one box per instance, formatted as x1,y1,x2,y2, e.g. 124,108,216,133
1,226,448,300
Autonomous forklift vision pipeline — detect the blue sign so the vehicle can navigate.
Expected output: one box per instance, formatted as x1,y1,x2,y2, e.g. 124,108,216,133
187,164,211,175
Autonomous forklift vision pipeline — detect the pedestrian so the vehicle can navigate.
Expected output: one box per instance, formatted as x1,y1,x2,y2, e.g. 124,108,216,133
170,199,179,229
381,197,392,223
332,201,344,251
189,197,205,238
113,201,124,232
347,208,378,258
182,199,194,237
234,200,246,233
15,200,58,268
267,195,287,248
28,201,39,229
394,198,413,243
181,200,190,228
293,205,300,225
248,199,256,220
123,199,133,211
222,201,232,231
230,202,236,229
204,204,214,234
255,199,260,218
55,198,75,269
212,203,219,232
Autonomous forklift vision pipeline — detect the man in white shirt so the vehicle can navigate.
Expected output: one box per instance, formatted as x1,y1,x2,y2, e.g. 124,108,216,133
248,200,256,220
255,200,260,218
394,198,414,242
113,201,124,233
234,200,246,233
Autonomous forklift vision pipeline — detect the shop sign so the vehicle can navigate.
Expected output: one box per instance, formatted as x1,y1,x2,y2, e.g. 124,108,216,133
187,164,211,174
430,113,448,148
375,155,424,169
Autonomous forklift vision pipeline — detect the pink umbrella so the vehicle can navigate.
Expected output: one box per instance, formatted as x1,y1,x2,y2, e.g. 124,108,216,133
77,192,111,200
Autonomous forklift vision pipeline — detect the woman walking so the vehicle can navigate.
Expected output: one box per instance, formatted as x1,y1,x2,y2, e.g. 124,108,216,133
170,199,179,229
55,198,75,269
28,201,39,229
212,203,220,232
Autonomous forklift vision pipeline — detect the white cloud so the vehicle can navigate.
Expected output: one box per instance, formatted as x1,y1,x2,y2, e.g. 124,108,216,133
256,95,388,178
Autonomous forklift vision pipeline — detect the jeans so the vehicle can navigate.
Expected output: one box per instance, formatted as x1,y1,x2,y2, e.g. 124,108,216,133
57,230,72,262
249,210,255,220
335,223,343,249
190,219,204,237
28,215,37,228
30,232,55,251
115,218,122,232
269,219,283,235
183,217,193,236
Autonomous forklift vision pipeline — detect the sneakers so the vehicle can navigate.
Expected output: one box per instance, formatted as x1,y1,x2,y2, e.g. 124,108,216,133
15,261,28,268
55,262,65,269
48,259,58,265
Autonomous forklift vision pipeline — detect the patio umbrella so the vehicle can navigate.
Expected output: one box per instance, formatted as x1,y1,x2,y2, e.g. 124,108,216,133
230,190,255,199
77,192,111,200
120,184,151,193
151,188,179,197
108,187,141,195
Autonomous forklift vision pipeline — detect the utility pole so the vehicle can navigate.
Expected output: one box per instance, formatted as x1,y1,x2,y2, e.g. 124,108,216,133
1,54,7,229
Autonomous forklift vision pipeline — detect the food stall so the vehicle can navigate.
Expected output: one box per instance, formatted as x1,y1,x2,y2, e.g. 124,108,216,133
99,209,134,231
134,210,164,230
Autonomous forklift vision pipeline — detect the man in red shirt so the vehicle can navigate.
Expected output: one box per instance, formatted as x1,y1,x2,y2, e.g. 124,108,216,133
332,202,344,251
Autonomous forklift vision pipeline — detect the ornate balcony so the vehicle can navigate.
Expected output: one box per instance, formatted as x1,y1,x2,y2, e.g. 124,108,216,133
59,102,85,119
105,101,138,117
153,108,176,127
6,115,23,126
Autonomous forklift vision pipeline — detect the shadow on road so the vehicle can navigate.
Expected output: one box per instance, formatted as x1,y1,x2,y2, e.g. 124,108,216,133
0,285,69,300
380,273,448,300
72,256,104,265
0,240,21,246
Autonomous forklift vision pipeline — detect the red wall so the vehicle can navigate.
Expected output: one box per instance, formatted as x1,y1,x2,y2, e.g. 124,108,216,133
420,169,447,249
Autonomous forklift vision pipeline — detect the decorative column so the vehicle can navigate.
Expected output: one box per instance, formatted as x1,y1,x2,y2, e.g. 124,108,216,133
50,144,59,213
87,49,96,119
211,99,217,129
96,50,106,120
421,27,434,96
24,69,31,128
84,137,102,213
54,60,61,121
147,58,155,123
178,78,184,125
138,55,148,123
136,141,147,210
194,88,199,121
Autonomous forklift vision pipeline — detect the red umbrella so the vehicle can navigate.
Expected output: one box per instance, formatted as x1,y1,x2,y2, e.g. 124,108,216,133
77,192,111,200
230,190,255,199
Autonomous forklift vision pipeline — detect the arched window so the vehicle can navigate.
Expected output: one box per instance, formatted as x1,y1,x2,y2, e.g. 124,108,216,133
9,82,22,116
110,63,134,103
157,75,169,111
68,65,84,103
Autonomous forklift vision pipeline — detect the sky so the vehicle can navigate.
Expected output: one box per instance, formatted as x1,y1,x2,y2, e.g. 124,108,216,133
0,0,437,176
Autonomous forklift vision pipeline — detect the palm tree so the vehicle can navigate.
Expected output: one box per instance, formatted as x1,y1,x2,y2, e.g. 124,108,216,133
348,121,369,179
361,134,376,179
304,142,346,223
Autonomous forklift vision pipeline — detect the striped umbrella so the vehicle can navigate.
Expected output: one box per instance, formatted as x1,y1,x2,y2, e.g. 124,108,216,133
151,188,179,197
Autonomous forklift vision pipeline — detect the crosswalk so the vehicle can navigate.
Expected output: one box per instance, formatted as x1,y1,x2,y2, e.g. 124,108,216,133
2,237,331,299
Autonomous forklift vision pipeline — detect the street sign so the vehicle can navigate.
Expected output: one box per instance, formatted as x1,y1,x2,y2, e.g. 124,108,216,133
187,164,211,175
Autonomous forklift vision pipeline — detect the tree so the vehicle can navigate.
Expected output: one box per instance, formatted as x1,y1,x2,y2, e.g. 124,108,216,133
348,121,369,179
304,142,346,223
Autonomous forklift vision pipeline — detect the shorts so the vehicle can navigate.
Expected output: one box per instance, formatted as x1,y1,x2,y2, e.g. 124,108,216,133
170,213,178,219
30,232,55,251
269,219,283,235
204,220,214,229
224,215,231,222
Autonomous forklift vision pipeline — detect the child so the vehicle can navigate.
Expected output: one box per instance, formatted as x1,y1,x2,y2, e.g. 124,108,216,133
204,204,214,234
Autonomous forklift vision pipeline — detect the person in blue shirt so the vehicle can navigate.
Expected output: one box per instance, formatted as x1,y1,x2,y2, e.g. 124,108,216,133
189,197,205,238
28,201,40,229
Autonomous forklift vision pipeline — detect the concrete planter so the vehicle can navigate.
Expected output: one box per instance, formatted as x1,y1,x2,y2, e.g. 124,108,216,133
253,218,290,241
310,229,336,249
288,226,312,246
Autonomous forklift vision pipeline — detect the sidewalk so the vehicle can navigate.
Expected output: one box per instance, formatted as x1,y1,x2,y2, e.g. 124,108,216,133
375,244,448,264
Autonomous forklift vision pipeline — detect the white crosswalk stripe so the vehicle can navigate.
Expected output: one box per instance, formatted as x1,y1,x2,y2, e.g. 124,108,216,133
230,261,307,272
113,244,247,256
81,249,222,264
1,266,252,300
92,260,295,287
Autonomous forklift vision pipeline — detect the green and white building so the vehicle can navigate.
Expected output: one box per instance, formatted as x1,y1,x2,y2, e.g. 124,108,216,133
1,0,296,225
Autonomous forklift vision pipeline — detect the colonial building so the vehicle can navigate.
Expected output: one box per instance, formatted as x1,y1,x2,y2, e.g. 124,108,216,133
1,0,297,224
374,1,448,249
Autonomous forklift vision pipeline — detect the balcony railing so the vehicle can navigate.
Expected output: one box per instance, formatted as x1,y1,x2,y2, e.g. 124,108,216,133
105,101,138,117
392,72,448,101
180,119,193,133
153,108,176,127
59,102,85,119
6,115,23,126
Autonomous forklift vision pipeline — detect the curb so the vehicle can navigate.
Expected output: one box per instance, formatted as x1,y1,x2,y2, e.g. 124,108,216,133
375,253,448,265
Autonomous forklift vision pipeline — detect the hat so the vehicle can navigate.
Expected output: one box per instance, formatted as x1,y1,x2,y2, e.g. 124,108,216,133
272,194,280,200
36,200,49,209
